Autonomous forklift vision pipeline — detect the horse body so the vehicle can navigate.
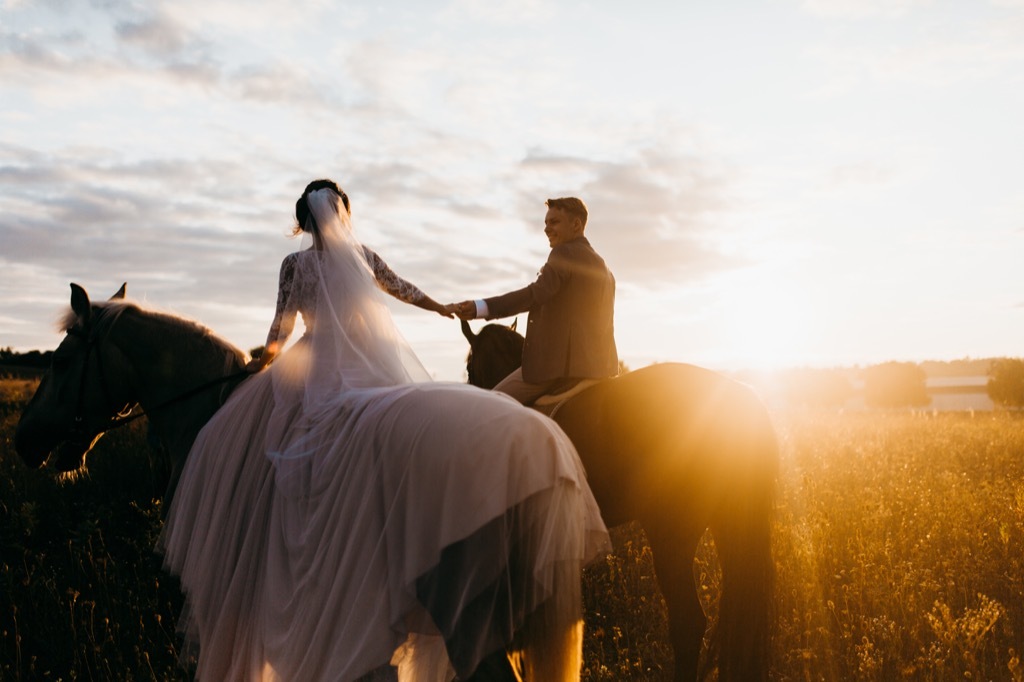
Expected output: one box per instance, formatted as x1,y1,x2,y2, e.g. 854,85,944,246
462,320,779,682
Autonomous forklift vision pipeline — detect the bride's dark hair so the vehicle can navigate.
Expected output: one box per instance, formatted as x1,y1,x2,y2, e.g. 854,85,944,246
294,179,350,236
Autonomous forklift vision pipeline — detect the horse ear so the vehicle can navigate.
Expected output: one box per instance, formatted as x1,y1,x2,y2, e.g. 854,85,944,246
70,283,91,325
460,319,476,344
110,283,127,300
509,318,518,332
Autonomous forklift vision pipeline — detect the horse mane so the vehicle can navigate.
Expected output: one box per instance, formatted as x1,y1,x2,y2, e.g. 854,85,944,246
472,324,524,356
59,299,244,359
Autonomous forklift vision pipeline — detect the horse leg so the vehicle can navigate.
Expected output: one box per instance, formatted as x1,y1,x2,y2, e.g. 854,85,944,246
417,513,583,681
647,526,706,682
452,585,583,682
508,560,583,681
459,650,519,682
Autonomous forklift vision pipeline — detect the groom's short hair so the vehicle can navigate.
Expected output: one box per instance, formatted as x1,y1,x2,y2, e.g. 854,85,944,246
546,197,588,229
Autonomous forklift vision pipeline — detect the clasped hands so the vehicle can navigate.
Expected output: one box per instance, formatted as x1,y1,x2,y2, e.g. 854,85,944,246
441,301,477,320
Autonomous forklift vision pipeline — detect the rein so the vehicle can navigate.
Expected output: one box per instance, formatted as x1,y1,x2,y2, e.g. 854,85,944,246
66,325,247,441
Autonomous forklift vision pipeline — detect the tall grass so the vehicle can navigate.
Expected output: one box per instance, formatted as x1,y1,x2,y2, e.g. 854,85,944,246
3,380,1022,680
1,382,187,680
767,410,1024,681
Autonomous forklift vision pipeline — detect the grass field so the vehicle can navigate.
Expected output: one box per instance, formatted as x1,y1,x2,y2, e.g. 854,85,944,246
2,378,1023,680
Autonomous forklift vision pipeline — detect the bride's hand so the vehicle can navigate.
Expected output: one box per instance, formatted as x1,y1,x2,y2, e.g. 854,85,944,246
451,301,476,320
247,343,278,373
424,298,454,318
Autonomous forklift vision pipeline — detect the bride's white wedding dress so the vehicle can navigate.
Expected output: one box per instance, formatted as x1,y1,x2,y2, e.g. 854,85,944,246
160,189,609,681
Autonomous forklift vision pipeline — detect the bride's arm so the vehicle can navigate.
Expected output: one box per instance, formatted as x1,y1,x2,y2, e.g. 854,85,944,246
362,246,452,318
247,254,299,372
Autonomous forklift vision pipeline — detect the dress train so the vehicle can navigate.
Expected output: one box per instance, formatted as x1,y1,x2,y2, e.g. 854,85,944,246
161,370,608,681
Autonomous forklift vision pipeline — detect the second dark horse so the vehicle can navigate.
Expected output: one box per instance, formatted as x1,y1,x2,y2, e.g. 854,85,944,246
461,320,779,682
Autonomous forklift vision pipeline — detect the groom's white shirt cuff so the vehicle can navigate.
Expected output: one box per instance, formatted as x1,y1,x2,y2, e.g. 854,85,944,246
474,299,489,318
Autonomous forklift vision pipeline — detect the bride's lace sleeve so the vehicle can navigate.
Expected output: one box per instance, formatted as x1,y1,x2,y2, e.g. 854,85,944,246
361,245,425,304
265,253,299,349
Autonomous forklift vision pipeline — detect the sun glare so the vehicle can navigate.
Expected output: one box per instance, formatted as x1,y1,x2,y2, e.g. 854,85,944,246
716,277,813,371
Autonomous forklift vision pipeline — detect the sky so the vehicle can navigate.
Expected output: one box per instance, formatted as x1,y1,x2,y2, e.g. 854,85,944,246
2,0,1022,382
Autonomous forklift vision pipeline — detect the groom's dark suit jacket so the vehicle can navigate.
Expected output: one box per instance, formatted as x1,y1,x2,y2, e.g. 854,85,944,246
484,236,618,384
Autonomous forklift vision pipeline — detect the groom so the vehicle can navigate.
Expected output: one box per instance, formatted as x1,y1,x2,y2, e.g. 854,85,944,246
452,197,618,405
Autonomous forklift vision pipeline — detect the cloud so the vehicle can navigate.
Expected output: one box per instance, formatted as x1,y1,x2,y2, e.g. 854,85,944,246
335,156,526,297
440,0,555,25
342,138,750,303
0,2,788,357
804,6,1024,96
0,5,332,107
0,14,221,95
801,0,934,19
0,28,85,71
160,0,342,36
229,62,330,106
0,136,515,349
513,147,744,287
0,143,281,298
823,160,897,191
115,16,192,58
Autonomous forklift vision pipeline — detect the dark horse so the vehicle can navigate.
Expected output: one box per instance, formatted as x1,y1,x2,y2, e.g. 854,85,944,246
462,319,779,682
14,283,247,505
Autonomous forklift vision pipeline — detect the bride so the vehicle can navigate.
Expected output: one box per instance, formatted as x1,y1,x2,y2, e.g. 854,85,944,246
160,179,609,681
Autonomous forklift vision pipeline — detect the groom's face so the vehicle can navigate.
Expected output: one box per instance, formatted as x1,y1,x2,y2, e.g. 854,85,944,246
544,207,581,248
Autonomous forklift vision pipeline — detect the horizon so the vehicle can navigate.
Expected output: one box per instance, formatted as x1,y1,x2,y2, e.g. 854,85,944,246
2,1,1023,382
0,329,1010,381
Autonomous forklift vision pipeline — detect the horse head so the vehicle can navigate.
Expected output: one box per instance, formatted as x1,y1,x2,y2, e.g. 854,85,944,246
15,283,140,475
460,318,523,389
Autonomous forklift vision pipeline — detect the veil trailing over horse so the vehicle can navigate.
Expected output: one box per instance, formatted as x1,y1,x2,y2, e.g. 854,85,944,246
462,319,780,682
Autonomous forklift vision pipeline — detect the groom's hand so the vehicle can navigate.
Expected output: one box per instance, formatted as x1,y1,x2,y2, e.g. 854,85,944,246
452,301,476,320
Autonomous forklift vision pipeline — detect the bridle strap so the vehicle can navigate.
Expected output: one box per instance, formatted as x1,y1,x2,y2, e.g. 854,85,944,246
65,325,247,439
66,327,122,442
114,371,248,430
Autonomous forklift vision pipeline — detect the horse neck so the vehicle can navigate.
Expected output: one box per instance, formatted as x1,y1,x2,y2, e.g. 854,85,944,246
470,327,523,389
111,308,241,453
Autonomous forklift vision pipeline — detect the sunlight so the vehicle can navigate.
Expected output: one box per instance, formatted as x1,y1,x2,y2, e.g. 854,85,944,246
715,275,813,371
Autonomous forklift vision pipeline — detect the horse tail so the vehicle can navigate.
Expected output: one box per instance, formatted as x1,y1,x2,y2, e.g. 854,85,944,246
708,411,779,682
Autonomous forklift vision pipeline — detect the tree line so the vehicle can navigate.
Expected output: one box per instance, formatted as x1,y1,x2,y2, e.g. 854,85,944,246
770,359,1024,409
0,347,52,377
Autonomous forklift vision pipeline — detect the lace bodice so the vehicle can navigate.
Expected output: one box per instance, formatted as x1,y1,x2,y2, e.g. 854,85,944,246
265,246,425,349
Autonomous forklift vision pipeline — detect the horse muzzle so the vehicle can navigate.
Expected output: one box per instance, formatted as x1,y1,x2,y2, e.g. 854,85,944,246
52,435,95,474
14,417,95,473
13,418,54,468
